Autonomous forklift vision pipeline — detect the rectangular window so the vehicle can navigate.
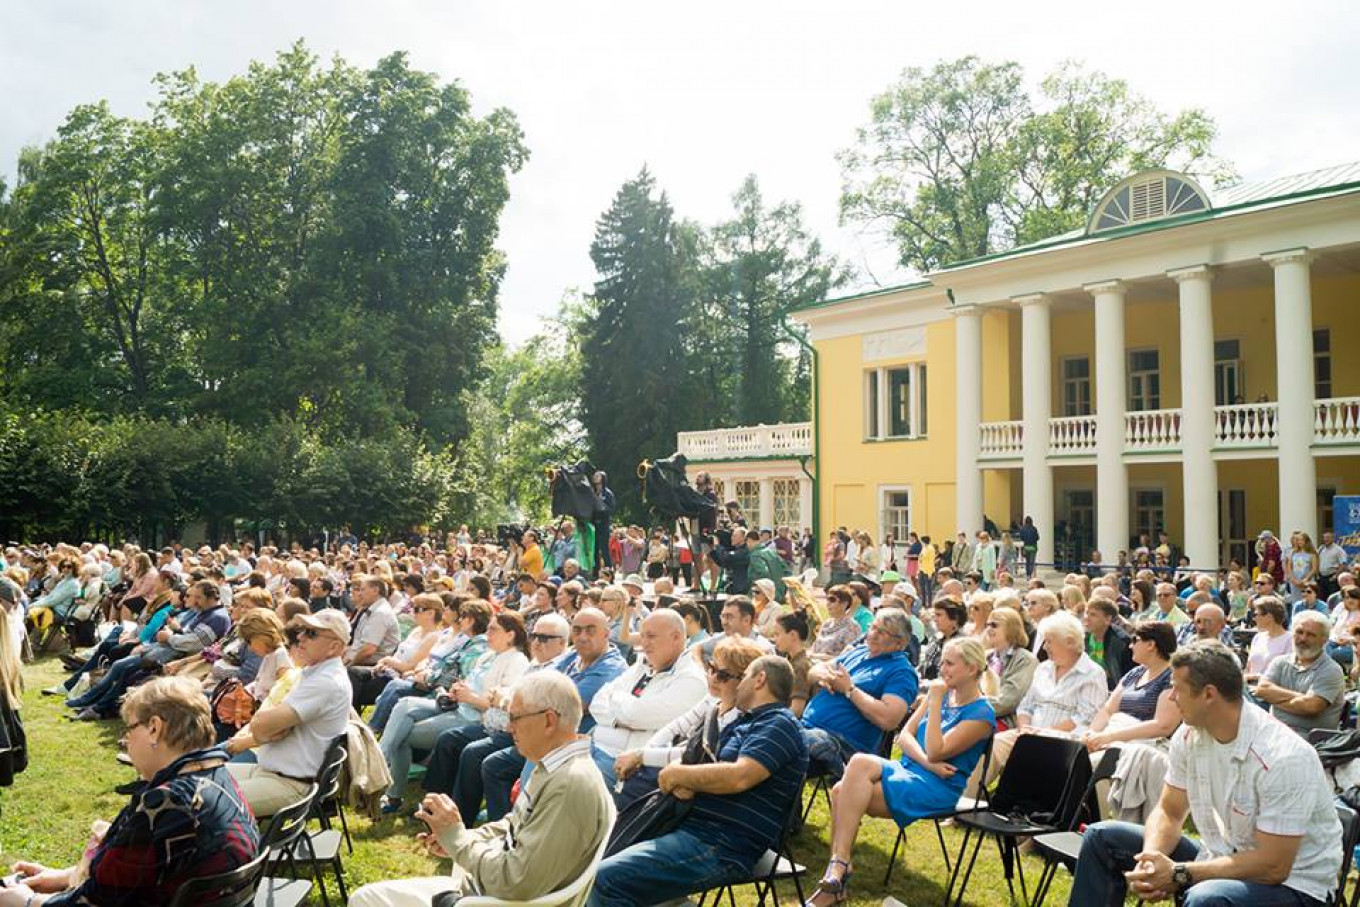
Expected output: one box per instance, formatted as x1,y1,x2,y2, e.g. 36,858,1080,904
1314,329,1332,399
1128,349,1161,411
1062,357,1092,417
1319,486,1336,538
1132,489,1165,546
1214,339,1241,407
735,480,760,520
772,478,800,528
881,489,911,547
864,364,928,440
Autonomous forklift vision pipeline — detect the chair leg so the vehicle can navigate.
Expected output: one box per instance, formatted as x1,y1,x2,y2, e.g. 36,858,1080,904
946,827,985,907
996,838,1016,903
884,826,906,886
934,819,953,872
336,802,354,854
332,854,348,900
1014,839,1029,904
1031,858,1058,907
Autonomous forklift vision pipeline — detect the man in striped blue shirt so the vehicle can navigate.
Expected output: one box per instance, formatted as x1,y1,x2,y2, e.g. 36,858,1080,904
589,655,808,907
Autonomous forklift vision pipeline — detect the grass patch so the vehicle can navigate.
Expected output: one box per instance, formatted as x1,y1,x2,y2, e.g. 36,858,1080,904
0,657,1074,905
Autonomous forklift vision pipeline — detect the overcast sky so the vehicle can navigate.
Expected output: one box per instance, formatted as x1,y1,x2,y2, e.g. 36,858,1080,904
3,0,1357,345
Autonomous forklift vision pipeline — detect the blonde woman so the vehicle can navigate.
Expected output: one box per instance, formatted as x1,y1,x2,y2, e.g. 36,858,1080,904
982,606,1037,727
806,638,994,906
1060,584,1087,618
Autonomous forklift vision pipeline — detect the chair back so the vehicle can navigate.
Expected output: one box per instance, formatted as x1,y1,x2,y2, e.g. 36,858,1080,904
1334,801,1360,907
313,736,348,804
968,732,997,811
260,783,318,854
989,734,1090,828
166,850,268,907
457,802,617,907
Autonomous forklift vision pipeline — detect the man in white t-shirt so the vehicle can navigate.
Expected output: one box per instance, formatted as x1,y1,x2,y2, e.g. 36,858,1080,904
227,609,354,817
1068,640,1341,906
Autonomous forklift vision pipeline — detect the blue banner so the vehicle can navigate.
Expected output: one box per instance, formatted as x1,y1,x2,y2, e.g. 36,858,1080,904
1335,495,1360,556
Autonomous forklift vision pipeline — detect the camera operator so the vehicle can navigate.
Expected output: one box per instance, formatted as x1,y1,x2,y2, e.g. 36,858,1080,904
591,471,616,579
710,527,752,595
519,529,544,579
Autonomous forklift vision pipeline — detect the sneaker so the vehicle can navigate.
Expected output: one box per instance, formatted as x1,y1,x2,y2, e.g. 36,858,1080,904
74,707,103,722
41,684,70,697
116,752,133,766
58,653,86,671
379,797,404,816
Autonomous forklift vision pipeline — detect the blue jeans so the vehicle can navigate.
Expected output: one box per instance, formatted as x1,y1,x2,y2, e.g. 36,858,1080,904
368,678,418,733
802,727,858,780
380,697,473,799
64,630,127,690
1326,640,1354,671
1068,821,1323,907
67,653,145,713
589,827,751,907
422,728,512,822
591,745,619,790
482,745,526,822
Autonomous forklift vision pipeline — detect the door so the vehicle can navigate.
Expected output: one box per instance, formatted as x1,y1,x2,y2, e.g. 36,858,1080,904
1214,340,1242,406
1064,490,1095,567
1219,489,1248,568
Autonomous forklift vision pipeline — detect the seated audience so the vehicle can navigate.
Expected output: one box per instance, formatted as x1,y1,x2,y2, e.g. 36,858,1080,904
350,672,613,907
1022,588,1060,657
590,610,708,786
1176,602,1233,647
45,570,176,697
982,606,1037,727
350,591,443,708
1067,641,1342,907
589,656,808,907
379,610,530,813
752,578,789,640
920,599,966,681
810,585,863,662
805,638,994,906
1327,586,1360,670
225,609,352,817
25,557,81,630
369,597,488,733
66,580,229,720
613,637,765,806
0,677,258,907
1244,596,1293,683
801,608,918,780
1081,621,1179,753
1252,610,1346,736
344,576,402,694
695,596,775,661
1084,597,1134,690
1141,582,1190,627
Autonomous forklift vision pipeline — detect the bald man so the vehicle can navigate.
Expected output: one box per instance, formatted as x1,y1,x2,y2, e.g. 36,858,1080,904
1177,602,1234,647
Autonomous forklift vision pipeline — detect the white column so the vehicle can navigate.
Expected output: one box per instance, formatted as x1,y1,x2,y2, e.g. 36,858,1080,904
954,305,983,535
798,477,813,534
1171,265,1219,569
758,476,775,530
1264,248,1318,541
1088,280,1129,561
1016,294,1054,568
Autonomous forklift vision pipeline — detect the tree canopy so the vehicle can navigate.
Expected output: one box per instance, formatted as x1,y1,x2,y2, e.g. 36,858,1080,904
839,57,1234,272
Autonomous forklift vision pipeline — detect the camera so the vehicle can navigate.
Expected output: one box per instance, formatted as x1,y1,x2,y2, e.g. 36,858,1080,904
497,523,528,547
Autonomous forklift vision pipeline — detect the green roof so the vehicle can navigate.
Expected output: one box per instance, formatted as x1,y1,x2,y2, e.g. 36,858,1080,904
795,161,1360,314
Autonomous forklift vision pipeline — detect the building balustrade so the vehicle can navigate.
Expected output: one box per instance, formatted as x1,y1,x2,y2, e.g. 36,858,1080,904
976,397,1359,459
677,422,813,459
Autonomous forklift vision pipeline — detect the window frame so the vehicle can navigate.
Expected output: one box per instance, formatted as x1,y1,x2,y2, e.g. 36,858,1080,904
864,363,928,441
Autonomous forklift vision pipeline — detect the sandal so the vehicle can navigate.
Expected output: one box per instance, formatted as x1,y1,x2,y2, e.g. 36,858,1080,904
802,858,852,907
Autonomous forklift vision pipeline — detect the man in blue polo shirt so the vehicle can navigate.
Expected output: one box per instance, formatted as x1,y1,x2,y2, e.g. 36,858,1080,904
800,607,917,779
590,654,808,906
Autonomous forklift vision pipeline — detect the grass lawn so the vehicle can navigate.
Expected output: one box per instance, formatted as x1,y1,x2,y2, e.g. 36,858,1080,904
0,657,1074,906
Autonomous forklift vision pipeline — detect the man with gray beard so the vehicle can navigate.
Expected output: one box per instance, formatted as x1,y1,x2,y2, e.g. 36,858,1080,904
1251,610,1346,735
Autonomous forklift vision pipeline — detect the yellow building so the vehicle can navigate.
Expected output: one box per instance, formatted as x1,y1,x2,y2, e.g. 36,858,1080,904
782,163,1360,570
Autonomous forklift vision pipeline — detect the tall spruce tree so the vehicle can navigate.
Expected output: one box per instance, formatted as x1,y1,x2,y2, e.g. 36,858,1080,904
580,168,700,520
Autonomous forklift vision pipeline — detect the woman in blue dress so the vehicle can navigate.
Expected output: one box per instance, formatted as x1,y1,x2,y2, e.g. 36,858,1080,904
804,637,995,906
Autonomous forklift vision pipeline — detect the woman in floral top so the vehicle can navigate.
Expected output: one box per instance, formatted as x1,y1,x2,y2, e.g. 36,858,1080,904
811,585,863,662
1,676,258,907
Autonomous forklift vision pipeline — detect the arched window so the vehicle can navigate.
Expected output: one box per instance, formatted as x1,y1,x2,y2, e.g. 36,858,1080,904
1088,170,1210,233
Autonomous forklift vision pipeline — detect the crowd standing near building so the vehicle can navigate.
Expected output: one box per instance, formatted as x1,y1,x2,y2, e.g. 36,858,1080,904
0,514,1358,906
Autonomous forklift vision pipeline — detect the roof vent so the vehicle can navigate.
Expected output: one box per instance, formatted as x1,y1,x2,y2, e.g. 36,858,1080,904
1088,170,1210,234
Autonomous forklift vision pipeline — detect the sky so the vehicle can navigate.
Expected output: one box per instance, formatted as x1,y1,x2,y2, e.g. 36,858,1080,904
3,0,1357,346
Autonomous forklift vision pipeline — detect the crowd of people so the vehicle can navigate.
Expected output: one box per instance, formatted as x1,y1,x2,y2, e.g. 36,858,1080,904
0,516,1356,906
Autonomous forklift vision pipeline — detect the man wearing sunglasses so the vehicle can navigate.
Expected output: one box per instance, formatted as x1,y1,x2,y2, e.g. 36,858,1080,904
226,609,352,818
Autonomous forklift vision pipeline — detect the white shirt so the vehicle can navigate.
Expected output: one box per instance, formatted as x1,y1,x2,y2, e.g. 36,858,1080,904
639,696,743,767
1017,653,1107,733
589,651,708,756
1165,702,1341,902
259,656,352,779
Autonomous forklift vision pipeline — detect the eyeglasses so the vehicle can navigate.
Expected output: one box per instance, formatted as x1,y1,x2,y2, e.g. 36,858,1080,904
507,707,553,726
868,625,904,639
530,633,565,644
984,621,1000,629
705,663,739,683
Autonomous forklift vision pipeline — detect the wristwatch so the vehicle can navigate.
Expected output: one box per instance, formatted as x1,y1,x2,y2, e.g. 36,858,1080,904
1172,862,1192,890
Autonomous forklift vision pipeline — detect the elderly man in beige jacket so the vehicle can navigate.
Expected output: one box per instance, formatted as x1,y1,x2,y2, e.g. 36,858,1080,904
348,670,614,906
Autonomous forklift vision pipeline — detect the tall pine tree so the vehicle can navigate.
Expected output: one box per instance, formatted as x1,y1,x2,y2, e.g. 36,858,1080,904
580,169,700,520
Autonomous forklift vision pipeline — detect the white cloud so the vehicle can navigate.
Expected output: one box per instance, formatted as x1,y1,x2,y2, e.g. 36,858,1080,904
4,0,1357,348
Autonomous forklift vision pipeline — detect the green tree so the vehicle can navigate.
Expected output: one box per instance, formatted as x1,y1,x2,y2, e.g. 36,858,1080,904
700,175,848,426
839,56,1234,271
580,169,702,520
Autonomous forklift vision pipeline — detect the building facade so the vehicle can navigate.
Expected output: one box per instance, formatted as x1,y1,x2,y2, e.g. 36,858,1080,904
674,423,816,532
788,163,1360,570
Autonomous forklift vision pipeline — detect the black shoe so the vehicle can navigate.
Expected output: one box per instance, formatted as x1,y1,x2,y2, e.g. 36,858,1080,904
59,654,86,671
114,779,146,796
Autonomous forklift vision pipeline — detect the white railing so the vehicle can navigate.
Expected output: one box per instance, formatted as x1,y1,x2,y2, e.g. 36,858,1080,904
1126,408,1182,451
1215,402,1278,448
1049,415,1097,454
1315,397,1360,445
978,421,1024,458
676,422,813,459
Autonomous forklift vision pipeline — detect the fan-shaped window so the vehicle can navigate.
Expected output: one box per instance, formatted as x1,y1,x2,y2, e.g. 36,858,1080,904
1088,171,1210,234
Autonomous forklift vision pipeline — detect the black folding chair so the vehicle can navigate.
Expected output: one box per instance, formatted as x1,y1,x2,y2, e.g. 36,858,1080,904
314,733,355,854
1335,801,1359,907
943,734,1092,907
256,784,317,907
1028,747,1123,907
698,774,808,907
882,731,995,885
272,740,349,907
167,851,268,907
800,721,900,823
